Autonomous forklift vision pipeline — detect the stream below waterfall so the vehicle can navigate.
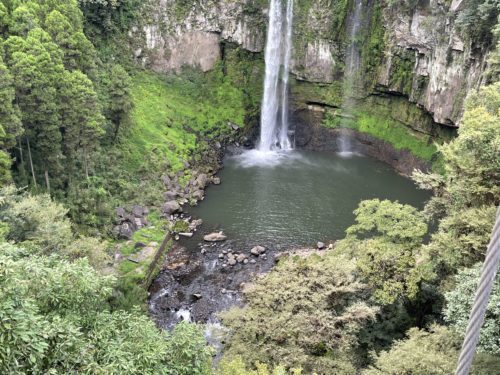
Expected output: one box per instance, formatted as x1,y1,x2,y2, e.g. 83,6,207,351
149,149,431,331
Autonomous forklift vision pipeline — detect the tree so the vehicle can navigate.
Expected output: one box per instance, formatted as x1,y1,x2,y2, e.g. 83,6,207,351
413,82,500,277
338,199,429,304
444,264,500,354
216,356,300,375
362,324,500,375
220,255,378,373
439,82,500,208
362,325,461,375
5,29,65,189
105,63,132,141
421,206,496,274
44,9,97,74
0,186,73,253
0,53,22,185
59,69,105,180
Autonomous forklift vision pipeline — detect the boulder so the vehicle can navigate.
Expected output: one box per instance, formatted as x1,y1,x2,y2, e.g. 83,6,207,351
317,241,326,250
137,246,155,262
212,177,221,185
203,231,227,242
132,205,145,217
162,174,172,186
162,200,181,215
165,190,178,200
189,219,203,230
196,173,208,188
134,217,145,229
116,207,126,219
250,245,266,256
191,190,205,201
236,254,246,263
118,223,134,239
228,258,237,266
179,232,193,238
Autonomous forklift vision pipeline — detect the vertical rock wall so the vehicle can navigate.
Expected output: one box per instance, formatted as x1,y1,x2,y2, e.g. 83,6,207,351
128,0,496,132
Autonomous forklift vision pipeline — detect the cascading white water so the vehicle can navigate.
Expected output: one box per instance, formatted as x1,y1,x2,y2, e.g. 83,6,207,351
279,0,294,150
259,0,294,152
345,0,363,79
339,0,363,154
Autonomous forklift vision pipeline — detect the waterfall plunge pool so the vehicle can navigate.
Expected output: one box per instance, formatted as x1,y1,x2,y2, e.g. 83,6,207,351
186,149,431,249
149,149,431,329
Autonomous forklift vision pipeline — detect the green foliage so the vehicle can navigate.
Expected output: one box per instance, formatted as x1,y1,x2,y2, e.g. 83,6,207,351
346,199,428,245
339,199,429,304
444,264,500,354
422,206,496,274
439,82,500,208
363,323,500,375
121,69,244,174
414,83,499,280
220,255,378,373
362,325,460,375
0,191,212,374
0,186,73,253
164,321,213,375
486,19,500,82
103,63,133,141
0,53,22,184
360,3,385,89
216,356,300,375
78,0,141,35
455,0,499,44
323,109,438,163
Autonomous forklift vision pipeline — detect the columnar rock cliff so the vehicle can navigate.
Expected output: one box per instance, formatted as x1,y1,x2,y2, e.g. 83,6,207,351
128,0,495,135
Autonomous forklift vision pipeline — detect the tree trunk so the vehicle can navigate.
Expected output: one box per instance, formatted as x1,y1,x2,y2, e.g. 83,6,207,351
84,147,89,180
26,136,37,188
44,170,50,194
17,137,24,164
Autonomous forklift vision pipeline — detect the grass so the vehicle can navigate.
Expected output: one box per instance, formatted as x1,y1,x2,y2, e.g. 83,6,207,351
119,69,246,175
113,210,169,310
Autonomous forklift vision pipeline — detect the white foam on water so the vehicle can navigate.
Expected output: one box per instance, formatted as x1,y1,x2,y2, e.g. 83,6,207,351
232,149,303,168
175,308,192,323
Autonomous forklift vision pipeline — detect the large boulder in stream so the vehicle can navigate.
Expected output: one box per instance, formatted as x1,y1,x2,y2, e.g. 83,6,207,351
191,190,205,201
162,200,181,215
203,231,227,242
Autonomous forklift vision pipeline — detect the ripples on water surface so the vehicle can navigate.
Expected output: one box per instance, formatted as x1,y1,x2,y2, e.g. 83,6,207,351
187,150,430,248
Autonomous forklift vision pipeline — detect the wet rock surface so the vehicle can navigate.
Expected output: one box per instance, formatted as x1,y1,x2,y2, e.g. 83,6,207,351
149,237,279,329
293,108,430,176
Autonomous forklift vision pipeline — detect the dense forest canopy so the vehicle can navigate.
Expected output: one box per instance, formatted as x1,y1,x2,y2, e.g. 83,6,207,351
0,0,499,374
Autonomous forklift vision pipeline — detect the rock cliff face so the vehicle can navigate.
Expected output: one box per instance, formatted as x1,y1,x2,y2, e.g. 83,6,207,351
128,0,495,133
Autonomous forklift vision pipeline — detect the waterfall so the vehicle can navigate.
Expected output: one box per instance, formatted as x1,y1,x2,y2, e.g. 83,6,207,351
345,0,362,80
338,0,363,154
259,0,294,152
279,0,294,150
